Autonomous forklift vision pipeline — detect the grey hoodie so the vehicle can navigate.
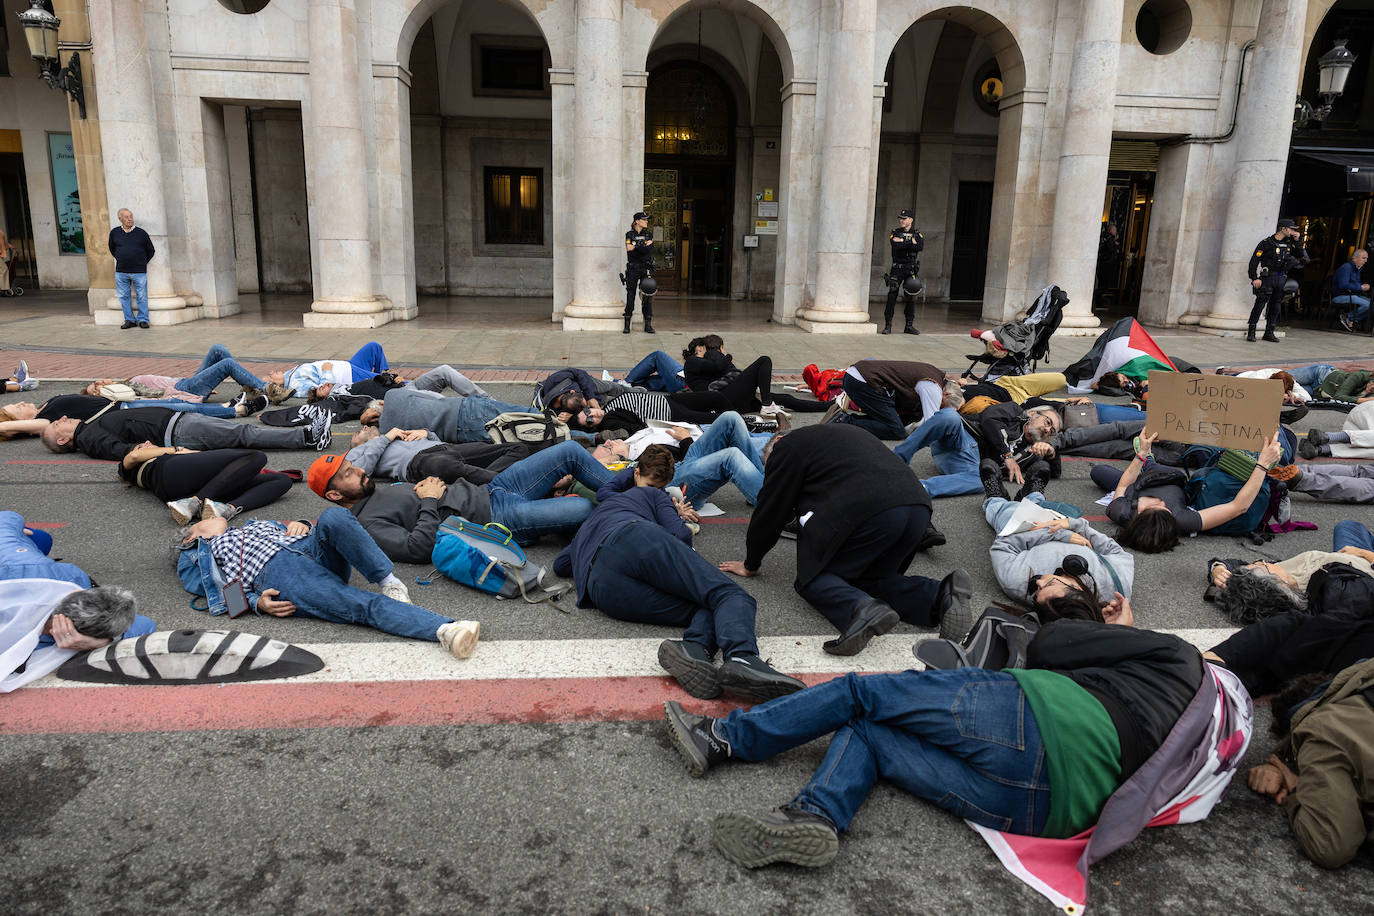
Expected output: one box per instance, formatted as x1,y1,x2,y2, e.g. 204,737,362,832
989,516,1134,602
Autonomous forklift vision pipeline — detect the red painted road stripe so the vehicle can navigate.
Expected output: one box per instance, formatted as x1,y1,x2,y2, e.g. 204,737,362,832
22,521,69,529
0,672,846,735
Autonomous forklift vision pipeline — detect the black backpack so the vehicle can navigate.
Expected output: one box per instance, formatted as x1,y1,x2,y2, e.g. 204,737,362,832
914,607,1040,671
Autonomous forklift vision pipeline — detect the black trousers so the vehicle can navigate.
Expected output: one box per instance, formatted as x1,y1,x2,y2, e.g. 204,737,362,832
407,441,529,484
884,266,917,324
1247,276,1285,331
140,449,292,511
624,266,652,319
795,504,940,631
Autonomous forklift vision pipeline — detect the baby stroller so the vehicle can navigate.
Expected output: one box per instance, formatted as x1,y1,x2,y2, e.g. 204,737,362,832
962,285,1067,382
0,251,22,298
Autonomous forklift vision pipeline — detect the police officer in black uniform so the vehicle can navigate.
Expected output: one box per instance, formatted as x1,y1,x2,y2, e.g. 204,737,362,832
883,208,924,335
624,211,655,334
1246,217,1308,343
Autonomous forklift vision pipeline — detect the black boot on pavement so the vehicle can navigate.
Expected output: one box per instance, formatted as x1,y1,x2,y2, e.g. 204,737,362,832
980,458,1008,499
664,700,731,777
712,807,839,869
917,522,946,551
1262,327,1280,342
880,321,892,335
823,598,900,656
932,569,973,638
1014,461,1051,500
903,321,920,335
1245,326,1257,342
623,315,631,334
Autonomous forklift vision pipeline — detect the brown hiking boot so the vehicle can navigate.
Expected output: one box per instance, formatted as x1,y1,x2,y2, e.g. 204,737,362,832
1267,464,1303,485
265,380,294,404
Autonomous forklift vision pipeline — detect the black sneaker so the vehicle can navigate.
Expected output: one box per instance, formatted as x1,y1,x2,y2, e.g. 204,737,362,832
1014,462,1051,500
120,320,136,329
138,321,150,329
717,654,804,702
1297,438,1320,460
1280,405,1308,426
657,639,721,699
979,458,1008,500
712,807,839,868
242,393,268,416
917,522,946,551
933,568,974,639
306,408,336,450
1306,428,1329,447
663,700,730,777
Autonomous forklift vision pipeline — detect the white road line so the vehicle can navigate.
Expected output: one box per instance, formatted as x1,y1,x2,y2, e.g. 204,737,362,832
28,628,1241,688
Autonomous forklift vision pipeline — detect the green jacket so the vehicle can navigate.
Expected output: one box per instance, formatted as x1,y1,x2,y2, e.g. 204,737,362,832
1317,369,1372,404
1277,657,1374,867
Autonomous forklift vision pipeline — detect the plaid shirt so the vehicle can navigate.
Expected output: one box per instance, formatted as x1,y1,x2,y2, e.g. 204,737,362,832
208,520,308,589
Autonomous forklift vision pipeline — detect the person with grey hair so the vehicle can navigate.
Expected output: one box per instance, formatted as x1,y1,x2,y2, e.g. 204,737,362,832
1,584,153,692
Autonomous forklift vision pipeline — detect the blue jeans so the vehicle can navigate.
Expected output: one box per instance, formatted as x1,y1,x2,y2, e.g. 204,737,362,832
716,669,1051,835
892,408,982,497
1334,294,1371,323
488,440,615,544
1094,403,1145,423
1333,520,1374,552
174,344,268,397
625,350,686,393
262,507,451,641
115,272,149,322
586,521,757,658
837,374,907,440
1288,364,1336,391
983,493,1046,532
126,399,237,418
346,342,389,382
675,412,764,504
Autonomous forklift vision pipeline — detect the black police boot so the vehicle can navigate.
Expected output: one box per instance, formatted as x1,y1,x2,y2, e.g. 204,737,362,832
623,315,631,334
904,321,920,335
1245,326,1256,342
1262,327,1280,343
644,317,655,334
880,321,892,335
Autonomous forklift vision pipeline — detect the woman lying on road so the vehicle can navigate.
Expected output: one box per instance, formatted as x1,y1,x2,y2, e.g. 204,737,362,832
118,446,294,525
682,335,826,416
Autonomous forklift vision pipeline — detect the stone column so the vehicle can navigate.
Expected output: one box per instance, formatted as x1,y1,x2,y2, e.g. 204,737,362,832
87,0,193,324
550,69,575,320
1139,141,1210,326
1043,0,1123,329
374,70,418,320
1202,0,1308,335
303,0,390,328
773,79,817,324
562,0,624,331
982,89,1049,324
796,0,878,333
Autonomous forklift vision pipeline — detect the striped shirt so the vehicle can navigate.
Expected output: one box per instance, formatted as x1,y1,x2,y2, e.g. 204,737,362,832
208,521,308,589
605,390,673,423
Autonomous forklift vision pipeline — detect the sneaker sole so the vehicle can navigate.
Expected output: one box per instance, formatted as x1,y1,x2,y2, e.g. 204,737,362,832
657,641,721,699
712,813,838,868
443,622,480,659
717,666,804,702
937,570,975,642
168,504,198,526
663,701,710,778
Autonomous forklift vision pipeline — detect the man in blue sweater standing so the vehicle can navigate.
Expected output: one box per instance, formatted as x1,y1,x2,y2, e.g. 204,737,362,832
1334,249,1369,332
108,208,155,329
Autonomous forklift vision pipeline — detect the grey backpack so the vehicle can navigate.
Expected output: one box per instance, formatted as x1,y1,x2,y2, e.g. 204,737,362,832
484,412,570,449
914,608,1040,671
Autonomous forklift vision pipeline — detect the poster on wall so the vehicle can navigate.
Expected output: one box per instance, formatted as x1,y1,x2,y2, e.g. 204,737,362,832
48,133,84,254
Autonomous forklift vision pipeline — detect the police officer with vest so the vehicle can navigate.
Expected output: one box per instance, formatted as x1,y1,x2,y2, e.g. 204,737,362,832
883,208,924,335
1246,217,1308,343
623,211,656,334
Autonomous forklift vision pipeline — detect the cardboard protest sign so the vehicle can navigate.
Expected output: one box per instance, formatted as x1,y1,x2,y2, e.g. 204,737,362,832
1144,371,1282,451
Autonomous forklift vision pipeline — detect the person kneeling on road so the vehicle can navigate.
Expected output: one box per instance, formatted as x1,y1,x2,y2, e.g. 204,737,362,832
175,508,479,657
553,445,802,702
719,425,965,656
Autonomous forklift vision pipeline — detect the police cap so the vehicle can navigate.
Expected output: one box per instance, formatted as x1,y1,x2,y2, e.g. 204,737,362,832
633,211,650,221
1276,218,1297,229
899,208,915,219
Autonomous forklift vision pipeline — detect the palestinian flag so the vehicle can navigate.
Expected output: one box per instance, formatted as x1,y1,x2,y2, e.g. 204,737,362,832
1064,317,1178,392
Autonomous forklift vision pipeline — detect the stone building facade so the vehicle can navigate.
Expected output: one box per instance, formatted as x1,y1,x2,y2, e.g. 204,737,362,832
1,0,1357,332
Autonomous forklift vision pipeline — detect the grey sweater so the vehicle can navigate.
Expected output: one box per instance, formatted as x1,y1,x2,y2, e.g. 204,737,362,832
348,481,491,564
989,516,1134,601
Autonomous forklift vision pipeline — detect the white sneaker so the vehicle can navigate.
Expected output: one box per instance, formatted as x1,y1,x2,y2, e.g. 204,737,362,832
201,499,242,522
167,496,203,526
759,403,791,419
438,620,480,659
381,580,411,603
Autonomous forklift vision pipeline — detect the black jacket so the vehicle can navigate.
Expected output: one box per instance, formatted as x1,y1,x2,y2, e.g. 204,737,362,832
971,400,1063,476
1028,619,1204,778
72,406,176,461
745,424,931,585
683,349,734,391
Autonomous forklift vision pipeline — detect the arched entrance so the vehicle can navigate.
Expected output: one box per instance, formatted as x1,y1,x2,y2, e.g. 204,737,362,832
643,62,735,296
874,7,1037,324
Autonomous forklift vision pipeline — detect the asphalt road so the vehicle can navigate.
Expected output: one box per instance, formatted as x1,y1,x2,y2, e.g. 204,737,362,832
2,380,1371,914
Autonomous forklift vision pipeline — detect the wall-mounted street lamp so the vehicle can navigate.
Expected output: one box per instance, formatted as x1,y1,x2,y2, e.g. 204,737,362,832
1294,38,1357,129
16,0,87,119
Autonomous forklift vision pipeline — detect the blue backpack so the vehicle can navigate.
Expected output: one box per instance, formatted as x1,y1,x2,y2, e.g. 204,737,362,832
429,518,569,605
1182,446,1274,536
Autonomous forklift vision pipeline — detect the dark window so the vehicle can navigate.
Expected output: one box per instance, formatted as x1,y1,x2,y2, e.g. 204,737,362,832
0,8,11,78
481,47,544,92
484,167,543,245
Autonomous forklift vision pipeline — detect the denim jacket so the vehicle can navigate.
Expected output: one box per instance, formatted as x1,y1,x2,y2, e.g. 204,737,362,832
175,520,282,614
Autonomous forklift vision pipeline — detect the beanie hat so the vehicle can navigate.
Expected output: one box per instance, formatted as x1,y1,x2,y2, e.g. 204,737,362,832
308,454,344,497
